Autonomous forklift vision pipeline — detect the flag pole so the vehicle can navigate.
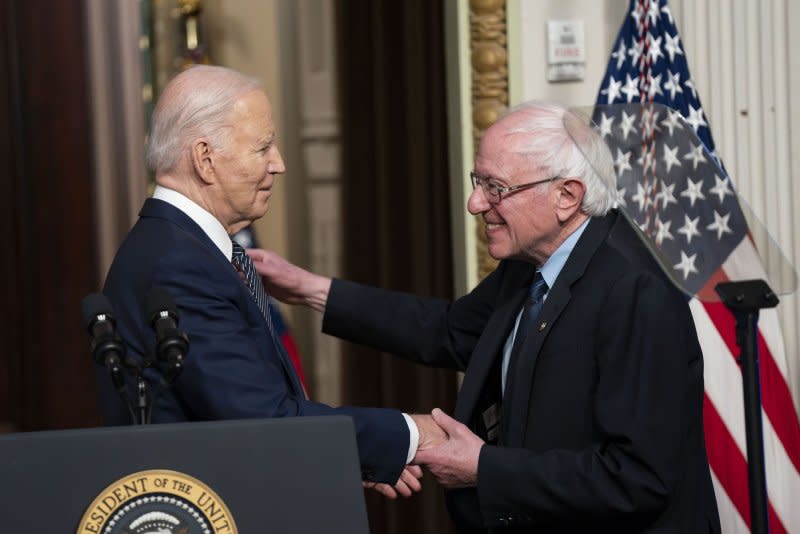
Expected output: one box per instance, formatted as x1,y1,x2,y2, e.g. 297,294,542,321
715,279,777,534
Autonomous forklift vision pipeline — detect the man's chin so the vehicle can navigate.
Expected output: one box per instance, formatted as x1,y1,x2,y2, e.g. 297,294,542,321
253,199,270,218
486,243,510,261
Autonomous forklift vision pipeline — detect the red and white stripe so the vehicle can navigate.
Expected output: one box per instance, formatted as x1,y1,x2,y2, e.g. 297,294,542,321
690,236,800,532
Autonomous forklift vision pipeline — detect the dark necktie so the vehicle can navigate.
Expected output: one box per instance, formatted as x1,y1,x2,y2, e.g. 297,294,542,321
231,240,306,397
503,272,548,392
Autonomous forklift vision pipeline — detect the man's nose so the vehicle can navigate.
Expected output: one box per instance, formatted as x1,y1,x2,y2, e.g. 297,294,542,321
467,185,490,215
269,146,286,174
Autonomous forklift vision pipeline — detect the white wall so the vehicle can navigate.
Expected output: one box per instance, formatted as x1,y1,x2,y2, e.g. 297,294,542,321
508,0,627,106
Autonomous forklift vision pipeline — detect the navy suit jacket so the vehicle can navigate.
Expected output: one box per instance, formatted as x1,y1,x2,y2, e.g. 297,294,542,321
323,210,721,533
98,198,409,483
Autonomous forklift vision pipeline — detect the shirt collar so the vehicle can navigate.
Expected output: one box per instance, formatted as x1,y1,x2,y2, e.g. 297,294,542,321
152,185,233,260
538,217,590,289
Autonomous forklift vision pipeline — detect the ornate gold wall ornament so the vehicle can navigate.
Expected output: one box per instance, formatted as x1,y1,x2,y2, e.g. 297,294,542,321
469,0,507,280
178,0,210,67
471,0,505,14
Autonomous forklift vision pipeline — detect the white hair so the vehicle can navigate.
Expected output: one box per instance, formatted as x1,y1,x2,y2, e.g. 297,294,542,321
146,65,261,173
500,100,617,216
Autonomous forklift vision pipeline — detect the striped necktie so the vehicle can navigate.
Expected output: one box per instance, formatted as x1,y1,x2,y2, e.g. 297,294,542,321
231,240,274,333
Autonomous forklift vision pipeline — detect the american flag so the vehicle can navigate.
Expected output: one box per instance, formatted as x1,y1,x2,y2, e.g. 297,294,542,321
594,1,800,532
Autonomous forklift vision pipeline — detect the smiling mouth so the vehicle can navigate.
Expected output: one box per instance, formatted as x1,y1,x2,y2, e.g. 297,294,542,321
485,222,504,230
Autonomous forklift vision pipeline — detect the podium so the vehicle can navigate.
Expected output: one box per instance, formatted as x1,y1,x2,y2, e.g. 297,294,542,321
0,416,369,533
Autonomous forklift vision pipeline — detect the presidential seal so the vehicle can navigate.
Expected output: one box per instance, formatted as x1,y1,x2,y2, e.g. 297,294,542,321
77,469,238,534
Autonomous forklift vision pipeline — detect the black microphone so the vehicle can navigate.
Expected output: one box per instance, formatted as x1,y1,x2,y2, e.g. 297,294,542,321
145,287,189,383
81,293,127,392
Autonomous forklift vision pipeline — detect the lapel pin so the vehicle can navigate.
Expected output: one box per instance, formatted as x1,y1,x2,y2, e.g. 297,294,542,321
538,321,547,331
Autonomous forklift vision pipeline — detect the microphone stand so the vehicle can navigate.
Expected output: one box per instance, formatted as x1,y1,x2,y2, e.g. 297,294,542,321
134,353,164,425
715,279,778,534
136,373,149,425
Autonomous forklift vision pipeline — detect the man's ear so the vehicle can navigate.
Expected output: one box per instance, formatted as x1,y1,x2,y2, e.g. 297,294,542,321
555,178,585,223
190,139,215,184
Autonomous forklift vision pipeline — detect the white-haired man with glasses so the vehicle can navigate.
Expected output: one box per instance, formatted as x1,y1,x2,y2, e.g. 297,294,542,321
249,100,720,533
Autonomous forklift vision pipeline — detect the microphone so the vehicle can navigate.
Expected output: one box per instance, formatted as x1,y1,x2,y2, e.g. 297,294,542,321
81,293,127,392
145,287,189,383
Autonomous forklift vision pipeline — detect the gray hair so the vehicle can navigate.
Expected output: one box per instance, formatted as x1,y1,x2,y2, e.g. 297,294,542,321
501,100,617,216
146,65,261,173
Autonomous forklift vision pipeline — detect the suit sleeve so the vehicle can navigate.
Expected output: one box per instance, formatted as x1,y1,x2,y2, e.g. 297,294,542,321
322,261,511,371
476,271,700,526
152,249,409,483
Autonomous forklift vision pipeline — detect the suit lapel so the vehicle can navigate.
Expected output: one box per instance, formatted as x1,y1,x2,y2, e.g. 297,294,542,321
502,281,571,445
502,213,617,446
454,281,531,423
140,198,305,398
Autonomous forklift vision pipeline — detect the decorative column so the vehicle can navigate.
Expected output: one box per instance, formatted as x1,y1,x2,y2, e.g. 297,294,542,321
470,0,508,279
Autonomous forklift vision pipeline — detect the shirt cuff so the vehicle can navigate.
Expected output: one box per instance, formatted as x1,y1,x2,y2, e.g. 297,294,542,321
402,413,420,464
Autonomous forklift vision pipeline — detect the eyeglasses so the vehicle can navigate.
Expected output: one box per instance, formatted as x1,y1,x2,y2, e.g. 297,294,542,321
470,171,558,204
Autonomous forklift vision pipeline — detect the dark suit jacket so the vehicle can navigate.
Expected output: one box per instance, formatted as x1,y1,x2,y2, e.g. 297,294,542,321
323,210,721,533
98,198,409,483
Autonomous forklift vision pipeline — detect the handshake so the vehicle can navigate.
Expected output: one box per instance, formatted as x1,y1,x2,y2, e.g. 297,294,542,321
245,250,487,498
364,408,486,499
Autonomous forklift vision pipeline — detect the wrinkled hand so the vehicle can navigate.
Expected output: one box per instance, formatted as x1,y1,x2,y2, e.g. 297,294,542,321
413,408,484,489
246,248,331,312
363,465,423,499
410,413,449,454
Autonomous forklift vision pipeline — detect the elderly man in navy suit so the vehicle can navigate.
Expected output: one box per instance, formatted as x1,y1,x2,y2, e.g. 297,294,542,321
248,101,721,532
98,65,445,497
